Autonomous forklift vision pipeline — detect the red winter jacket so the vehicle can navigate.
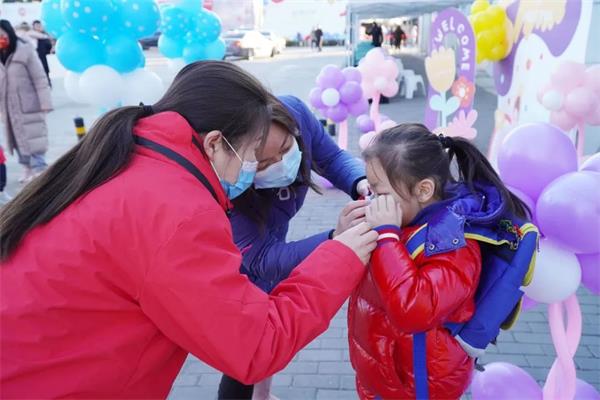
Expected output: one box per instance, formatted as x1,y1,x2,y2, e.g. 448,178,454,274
0,112,366,399
348,225,481,400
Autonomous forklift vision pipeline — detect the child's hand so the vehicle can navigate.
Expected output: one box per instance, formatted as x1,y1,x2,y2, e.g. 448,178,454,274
333,200,369,238
366,194,402,228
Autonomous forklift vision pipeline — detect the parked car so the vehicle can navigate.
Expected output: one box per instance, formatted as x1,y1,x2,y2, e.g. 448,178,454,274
224,30,276,60
139,31,161,50
322,32,345,46
260,31,286,54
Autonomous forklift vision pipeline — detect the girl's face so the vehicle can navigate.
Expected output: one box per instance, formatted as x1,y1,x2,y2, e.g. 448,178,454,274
256,123,294,171
366,157,436,227
0,28,9,50
203,130,259,184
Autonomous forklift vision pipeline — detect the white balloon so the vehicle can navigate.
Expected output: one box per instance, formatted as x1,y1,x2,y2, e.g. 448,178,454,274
523,239,581,304
64,71,85,104
378,120,397,131
374,77,388,92
542,90,563,111
121,68,165,106
167,58,186,75
321,88,340,107
359,131,377,151
79,65,124,108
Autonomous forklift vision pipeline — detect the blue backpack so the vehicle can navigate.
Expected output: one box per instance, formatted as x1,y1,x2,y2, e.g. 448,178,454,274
405,217,539,399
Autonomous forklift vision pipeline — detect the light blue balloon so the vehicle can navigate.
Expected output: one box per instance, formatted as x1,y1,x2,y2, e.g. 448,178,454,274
56,31,106,72
158,34,184,58
204,38,226,60
41,0,69,38
182,42,208,64
114,0,161,40
177,0,201,14
60,0,116,35
194,9,222,44
161,6,193,40
104,34,144,73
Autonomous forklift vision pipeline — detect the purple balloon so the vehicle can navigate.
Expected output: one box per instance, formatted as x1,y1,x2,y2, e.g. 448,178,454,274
356,114,375,133
309,87,325,109
581,152,600,173
347,97,369,117
317,64,345,89
339,81,363,105
576,378,600,399
578,253,600,295
470,363,542,400
507,186,536,222
342,67,362,83
327,104,349,123
498,123,578,201
521,295,539,311
536,171,600,254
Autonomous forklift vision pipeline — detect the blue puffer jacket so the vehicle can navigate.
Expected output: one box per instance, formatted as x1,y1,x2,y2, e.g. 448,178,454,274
230,95,366,293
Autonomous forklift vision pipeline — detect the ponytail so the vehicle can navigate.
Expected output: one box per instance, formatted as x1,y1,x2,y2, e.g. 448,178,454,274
0,106,142,260
444,136,530,219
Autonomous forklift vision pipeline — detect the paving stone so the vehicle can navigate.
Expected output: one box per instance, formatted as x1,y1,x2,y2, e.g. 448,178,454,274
526,355,557,368
272,374,293,386
280,362,319,375
271,387,317,399
495,342,545,355
318,327,345,339
168,385,217,400
479,353,529,367
316,389,360,400
293,374,340,389
321,338,351,349
576,370,600,385
513,332,554,344
299,350,343,361
576,357,600,371
173,375,199,386
183,360,218,374
198,374,222,386
340,375,357,390
318,362,356,375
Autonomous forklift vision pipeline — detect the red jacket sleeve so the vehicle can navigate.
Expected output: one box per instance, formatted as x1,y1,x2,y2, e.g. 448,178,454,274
139,209,365,384
369,237,481,333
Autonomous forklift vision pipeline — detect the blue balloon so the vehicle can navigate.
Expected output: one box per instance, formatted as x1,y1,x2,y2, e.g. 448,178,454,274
161,6,194,40
158,34,184,58
41,0,69,38
177,0,202,14
56,31,106,72
61,0,116,35
104,34,144,73
114,0,161,40
193,9,222,44
204,38,226,60
182,42,208,64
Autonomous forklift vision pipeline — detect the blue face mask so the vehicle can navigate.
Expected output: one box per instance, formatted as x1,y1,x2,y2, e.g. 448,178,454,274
212,136,258,200
254,140,302,189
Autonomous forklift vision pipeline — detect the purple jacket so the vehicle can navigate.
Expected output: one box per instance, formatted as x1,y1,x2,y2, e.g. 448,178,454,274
230,96,366,293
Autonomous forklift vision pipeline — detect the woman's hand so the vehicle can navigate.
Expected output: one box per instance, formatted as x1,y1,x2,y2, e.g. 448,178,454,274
356,179,370,198
333,200,368,238
334,222,378,265
366,194,402,228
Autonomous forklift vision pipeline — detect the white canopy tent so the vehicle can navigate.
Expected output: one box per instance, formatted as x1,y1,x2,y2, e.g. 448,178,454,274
346,0,473,64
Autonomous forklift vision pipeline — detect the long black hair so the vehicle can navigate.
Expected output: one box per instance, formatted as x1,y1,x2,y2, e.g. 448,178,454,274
0,61,273,260
0,19,23,65
362,123,530,219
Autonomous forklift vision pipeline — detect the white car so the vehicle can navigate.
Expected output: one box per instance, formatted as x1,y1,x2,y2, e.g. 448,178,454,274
224,30,275,60
261,31,286,54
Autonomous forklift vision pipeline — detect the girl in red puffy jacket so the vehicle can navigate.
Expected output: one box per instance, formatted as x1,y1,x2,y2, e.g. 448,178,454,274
348,124,530,399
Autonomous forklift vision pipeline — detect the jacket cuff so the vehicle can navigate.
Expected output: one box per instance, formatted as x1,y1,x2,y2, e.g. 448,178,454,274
350,176,367,200
374,225,401,247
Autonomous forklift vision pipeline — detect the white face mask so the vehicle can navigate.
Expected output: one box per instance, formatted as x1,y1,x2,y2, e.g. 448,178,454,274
254,140,302,189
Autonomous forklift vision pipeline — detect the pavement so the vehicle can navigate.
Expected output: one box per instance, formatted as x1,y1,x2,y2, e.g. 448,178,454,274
1,46,598,399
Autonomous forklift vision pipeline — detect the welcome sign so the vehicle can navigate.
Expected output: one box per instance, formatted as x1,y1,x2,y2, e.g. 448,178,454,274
424,8,476,131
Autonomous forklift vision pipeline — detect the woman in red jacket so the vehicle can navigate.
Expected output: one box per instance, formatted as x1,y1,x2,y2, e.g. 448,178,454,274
0,61,378,399
349,124,530,399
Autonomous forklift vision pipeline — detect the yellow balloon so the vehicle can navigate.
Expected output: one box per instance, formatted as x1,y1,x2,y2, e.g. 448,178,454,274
487,5,506,26
490,45,506,61
473,12,492,32
478,30,495,49
471,0,490,15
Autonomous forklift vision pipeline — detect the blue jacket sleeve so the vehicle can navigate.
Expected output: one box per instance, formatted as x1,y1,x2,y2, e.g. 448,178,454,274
230,207,332,292
292,97,366,197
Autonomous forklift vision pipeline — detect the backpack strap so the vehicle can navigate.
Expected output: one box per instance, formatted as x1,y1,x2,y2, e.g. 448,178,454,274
134,136,219,203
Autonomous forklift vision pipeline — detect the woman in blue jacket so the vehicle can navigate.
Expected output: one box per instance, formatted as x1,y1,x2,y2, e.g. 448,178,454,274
218,95,369,400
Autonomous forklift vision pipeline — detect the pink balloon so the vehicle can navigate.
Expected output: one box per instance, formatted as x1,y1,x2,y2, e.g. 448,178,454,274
587,103,600,126
564,87,596,118
470,363,542,400
550,109,578,131
309,87,324,109
553,61,586,93
536,171,600,254
575,378,600,399
578,253,600,295
359,131,377,151
361,81,377,100
381,80,399,98
537,82,553,104
382,58,399,80
584,65,600,94
378,120,397,131
339,81,363,105
498,123,578,200
365,47,385,63
580,152,600,173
